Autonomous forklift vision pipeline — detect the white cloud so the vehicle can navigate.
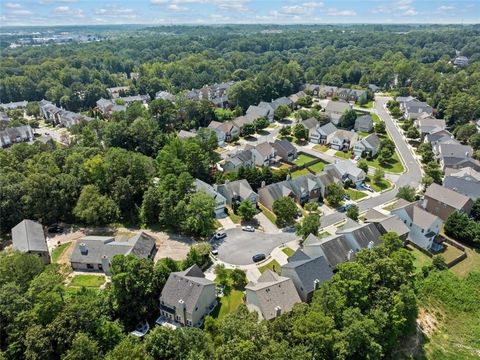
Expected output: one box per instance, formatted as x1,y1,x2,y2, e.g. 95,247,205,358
151,0,250,12
40,0,77,4
53,6,84,17
438,5,454,11
5,2,22,9
168,4,188,11
10,9,33,16
372,0,418,16
327,8,357,16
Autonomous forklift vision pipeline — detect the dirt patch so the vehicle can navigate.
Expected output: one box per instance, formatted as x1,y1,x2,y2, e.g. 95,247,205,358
417,307,439,337
148,231,193,262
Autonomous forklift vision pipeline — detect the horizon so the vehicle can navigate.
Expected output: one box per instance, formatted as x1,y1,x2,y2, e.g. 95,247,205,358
1,0,479,27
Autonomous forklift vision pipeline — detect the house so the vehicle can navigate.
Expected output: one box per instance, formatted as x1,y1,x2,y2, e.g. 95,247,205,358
11,219,50,264
324,101,352,125
159,265,217,327
70,232,156,273
353,133,381,158
324,160,366,186
0,125,34,147
232,114,257,130
318,85,338,98
0,111,10,124
443,167,480,200
440,155,480,173
414,117,447,138
155,91,176,102
272,96,294,110
330,130,358,151
435,143,473,159
288,91,306,108
336,222,383,250
96,98,114,115
423,183,473,221
0,100,28,110
258,173,325,211
453,56,469,67
398,97,433,120
186,82,235,108
244,142,278,166
222,149,254,172
354,115,373,132
272,139,297,162
208,121,240,143
215,179,258,207
300,118,319,133
245,270,301,320
178,130,197,139
194,179,227,217
257,102,275,121
107,86,129,99
425,129,453,144
281,249,333,302
363,210,410,241
119,94,150,106
391,200,442,251
246,105,270,121
305,84,320,97
309,122,337,144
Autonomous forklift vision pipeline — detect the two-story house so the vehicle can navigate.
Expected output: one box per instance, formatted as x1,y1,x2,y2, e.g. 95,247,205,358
309,122,337,145
194,179,227,217
215,179,258,207
324,160,366,186
423,183,473,221
272,139,297,162
330,130,358,151
244,142,278,167
353,133,381,158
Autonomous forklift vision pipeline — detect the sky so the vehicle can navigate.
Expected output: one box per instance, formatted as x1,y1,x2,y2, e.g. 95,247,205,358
1,0,479,27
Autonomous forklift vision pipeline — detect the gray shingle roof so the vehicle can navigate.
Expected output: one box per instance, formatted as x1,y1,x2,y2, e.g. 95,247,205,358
325,101,351,114
425,183,472,210
361,133,381,150
216,179,257,202
317,122,338,136
336,222,382,249
11,219,48,253
272,139,296,154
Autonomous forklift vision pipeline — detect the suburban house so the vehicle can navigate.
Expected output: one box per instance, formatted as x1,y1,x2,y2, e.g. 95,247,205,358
155,91,176,102
300,118,319,134
440,155,480,173
330,130,358,151
434,143,473,159
336,222,383,251
178,130,197,139
186,82,235,108
324,101,352,125
70,232,156,273
423,183,473,221
215,179,258,207
318,85,338,98
107,86,129,99
309,122,337,144
0,125,34,148
272,96,294,110
363,209,410,241
391,200,443,251
258,173,325,211
222,149,255,172
11,219,50,264
39,100,92,128
353,133,381,158
159,265,217,327
325,160,366,186
244,142,278,167
246,105,270,121
354,115,373,132
0,100,28,110
194,179,227,217
425,129,454,144
0,111,10,124
232,114,257,130
272,139,297,162
397,97,434,120
245,270,301,320
281,249,333,302
257,102,275,121
414,117,446,138
288,90,307,108
453,56,469,67
208,121,240,143
443,167,480,200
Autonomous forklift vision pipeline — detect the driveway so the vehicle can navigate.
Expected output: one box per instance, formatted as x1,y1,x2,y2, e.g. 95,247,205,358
215,228,297,265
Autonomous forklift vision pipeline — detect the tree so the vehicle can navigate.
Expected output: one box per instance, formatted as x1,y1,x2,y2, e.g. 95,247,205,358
63,333,100,360
339,109,357,129
424,162,443,185
184,243,212,269
304,202,318,213
274,104,292,120
106,337,150,360
357,159,369,174
373,168,384,184
293,123,308,141
73,185,119,225
296,213,320,240
241,124,255,137
182,191,216,238
397,186,416,202
432,255,447,270
454,123,477,143
346,204,359,220
471,198,480,221
406,126,420,139
444,211,480,246
325,183,345,207
237,200,256,222
297,96,313,108
279,125,292,137
468,133,480,150
273,197,297,228
230,269,248,290
254,117,269,132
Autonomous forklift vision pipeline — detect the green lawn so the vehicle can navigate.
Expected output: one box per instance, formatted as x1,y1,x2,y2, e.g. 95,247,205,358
282,247,295,257
406,245,432,271
210,290,244,320
365,178,392,192
69,275,105,288
313,144,329,153
293,153,316,166
335,150,353,159
291,168,310,178
51,242,71,263
259,204,277,225
308,161,326,173
227,208,242,224
366,151,405,174
356,131,371,138
258,259,281,274
346,188,368,201
358,101,374,109
371,113,381,123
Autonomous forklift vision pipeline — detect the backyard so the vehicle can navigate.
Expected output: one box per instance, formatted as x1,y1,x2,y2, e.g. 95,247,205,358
335,150,353,159
69,274,105,288
308,161,326,173
211,290,244,320
291,168,310,178
293,153,317,166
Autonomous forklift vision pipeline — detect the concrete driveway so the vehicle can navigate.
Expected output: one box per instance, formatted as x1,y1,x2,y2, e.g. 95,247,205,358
215,228,297,265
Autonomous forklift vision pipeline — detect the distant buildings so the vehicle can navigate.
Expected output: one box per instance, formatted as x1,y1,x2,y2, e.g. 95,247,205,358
453,56,469,67
39,100,92,128
186,82,235,109
397,96,433,120
0,101,28,110
0,125,34,148
96,95,150,118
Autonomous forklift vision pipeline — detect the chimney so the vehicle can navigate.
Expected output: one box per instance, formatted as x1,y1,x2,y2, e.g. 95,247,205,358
79,243,87,255
314,279,320,290
101,255,110,274
367,241,375,249
275,306,282,317
260,180,266,188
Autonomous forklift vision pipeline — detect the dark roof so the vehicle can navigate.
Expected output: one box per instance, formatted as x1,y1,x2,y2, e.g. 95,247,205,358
273,139,296,154
444,176,480,200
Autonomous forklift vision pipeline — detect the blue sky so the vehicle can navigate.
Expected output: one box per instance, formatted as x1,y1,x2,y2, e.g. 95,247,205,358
1,0,479,26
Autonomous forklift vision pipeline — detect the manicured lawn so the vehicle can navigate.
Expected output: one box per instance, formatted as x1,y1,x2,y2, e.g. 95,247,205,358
335,150,353,159
313,144,329,153
366,151,405,174
439,244,464,263
356,131,371,138
365,178,392,192
259,204,277,225
371,113,381,123
308,161,326,173
449,246,480,278
358,101,374,109
69,275,105,288
291,168,310,178
346,188,368,201
210,290,244,320
282,247,295,257
228,209,242,224
51,242,71,263
406,245,432,271
277,163,291,170
293,153,316,166
258,259,281,274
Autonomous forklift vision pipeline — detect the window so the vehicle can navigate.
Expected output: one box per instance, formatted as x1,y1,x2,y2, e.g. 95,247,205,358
421,229,424,233
87,264,94,269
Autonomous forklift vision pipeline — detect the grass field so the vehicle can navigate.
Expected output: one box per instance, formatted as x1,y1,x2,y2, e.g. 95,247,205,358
356,131,371,138
258,259,281,274
282,247,295,257
365,178,392,192
291,168,310,178
313,144,329,152
406,245,432,271
308,161,326,173
211,290,244,320
69,275,105,288
346,188,368,201
293,153,317,166
227,208,242,224
366,151,405,174
51,242,71,263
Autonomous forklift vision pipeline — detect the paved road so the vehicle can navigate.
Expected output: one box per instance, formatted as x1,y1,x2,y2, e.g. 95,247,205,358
215,228,296,265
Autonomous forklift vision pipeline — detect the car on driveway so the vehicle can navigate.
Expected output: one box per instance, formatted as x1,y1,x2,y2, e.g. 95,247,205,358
343,193,350,200
213,231,227,240
361,183,374,192
242,225,255,232
211,249,219,256
48,224,64,234
252,253,266,262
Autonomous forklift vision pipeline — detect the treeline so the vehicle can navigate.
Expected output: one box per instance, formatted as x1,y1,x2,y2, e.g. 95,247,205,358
0,233,419,360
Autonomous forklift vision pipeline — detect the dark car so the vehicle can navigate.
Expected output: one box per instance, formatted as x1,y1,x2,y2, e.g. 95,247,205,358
48,224,64,234
343,193,350,200
252,253,266,263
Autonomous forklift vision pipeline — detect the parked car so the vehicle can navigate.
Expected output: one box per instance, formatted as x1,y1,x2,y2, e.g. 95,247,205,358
343,193,350,200
362,183,374,192
353,155,361,161
242,225,255,232
213,232,227,240
211,249,219,256
252,253,266,262
48,224,64,234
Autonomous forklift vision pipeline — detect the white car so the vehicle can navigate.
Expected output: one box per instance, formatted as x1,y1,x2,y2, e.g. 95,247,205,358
242,225,255,232
362,183,374,192
213,232,227,240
